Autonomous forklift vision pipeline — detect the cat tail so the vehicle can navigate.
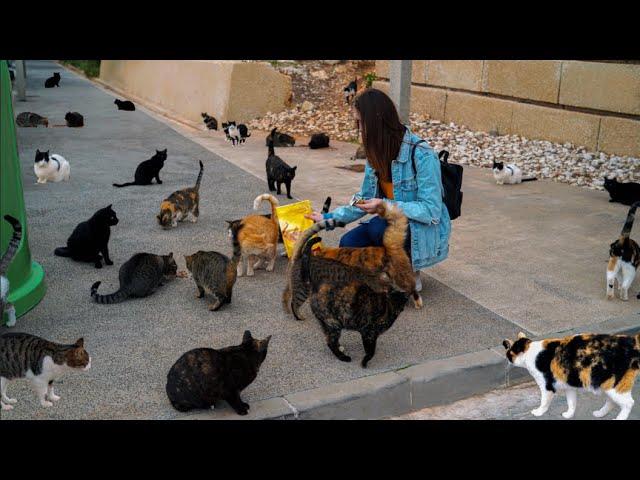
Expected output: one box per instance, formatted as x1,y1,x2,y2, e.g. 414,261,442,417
253,193,280,224
620,201,640,240
521,177,538,182
90,281,128,304
54,246,71,257
0,215,22,274
194,161,204,191
230,223,243,264
290,218,345,263
321,196,332,214
288,236,322,321
380,202,415,293
112,181,137,188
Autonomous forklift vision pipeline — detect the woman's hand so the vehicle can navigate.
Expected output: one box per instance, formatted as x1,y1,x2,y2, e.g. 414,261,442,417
305,211,325,223
356,198,383,214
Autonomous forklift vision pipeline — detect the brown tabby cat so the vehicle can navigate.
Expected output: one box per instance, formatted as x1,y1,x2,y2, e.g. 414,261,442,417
157,161,203,229
1,333,91,411
227,193,280,277
185,221,243,311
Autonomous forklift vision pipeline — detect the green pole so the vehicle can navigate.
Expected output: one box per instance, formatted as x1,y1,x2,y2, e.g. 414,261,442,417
1,60,46,325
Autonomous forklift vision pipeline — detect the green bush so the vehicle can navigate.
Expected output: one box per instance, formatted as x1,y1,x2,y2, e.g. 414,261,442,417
60,60,101,78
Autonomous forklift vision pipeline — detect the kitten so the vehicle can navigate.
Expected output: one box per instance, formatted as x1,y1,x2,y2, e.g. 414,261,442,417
54,204,119,269
492,160,537,185
165,330,271,415
185,221,243,311
44,72,61,88
157,161,204,229
113,149,168,187
309,133,330,149
33,149,70,184
227,194,280,277
222,122,232,142
603,177,640,206
114,99,136,111
91,252,177,304
343,78,357,104
16,112,49,128
1,216,21,327
607,201,640,301
65,112,84,127
266,127,295,147
266,140,297,199
201,112,218,130
0,333,91,411
503,332,640,420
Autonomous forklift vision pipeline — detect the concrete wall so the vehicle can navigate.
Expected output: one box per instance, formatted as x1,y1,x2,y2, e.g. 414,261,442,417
375,60,640,157
99,60,292,126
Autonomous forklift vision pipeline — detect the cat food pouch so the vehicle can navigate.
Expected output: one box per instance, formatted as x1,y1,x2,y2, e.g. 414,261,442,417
275,200,323,258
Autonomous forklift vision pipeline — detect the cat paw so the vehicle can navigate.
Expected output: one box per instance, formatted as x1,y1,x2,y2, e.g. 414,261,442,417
40,400,54,408
1,402,14,411
3,397,17,404
531,408,547,417
562,410,575,419
94,263,103,269
236,408,249,416
593,409,608,418
157,180,163,184
340,355,352,363
47,393,61,402
105,259,114,266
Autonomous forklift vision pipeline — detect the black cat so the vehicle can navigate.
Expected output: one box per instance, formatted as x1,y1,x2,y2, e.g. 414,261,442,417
114,99,135,111
165,330,271,415
266,140,297,199
44,72,61,88
65,112,84,128
309,133,330,149
113,149,167,188
604,177,640,206
54,205,119,269
265,127,295,147
237,124,251,143
201,113,218,130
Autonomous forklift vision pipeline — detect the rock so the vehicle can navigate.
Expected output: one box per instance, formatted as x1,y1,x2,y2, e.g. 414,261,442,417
311,70,329,80
301,101,315,112
334,65,348,74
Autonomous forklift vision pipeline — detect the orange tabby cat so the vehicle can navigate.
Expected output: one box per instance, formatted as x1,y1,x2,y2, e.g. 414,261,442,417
226,194,280,277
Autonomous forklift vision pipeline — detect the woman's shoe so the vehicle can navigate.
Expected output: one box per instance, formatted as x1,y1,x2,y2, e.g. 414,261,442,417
414,271,423,292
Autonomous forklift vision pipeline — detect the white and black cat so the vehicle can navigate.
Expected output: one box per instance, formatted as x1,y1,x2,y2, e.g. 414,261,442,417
114,99,136,111
607,201,640,301
201,112,218,130
33,150,70,184
266,139,297,199
604,177,640,206
225,121,251,146
113,149,167,187
1,215,21,327
343,78,357,104
492,160,537,185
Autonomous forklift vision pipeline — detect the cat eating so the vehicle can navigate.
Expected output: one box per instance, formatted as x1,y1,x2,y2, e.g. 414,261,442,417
33,149,70,184
157,161,204,229
266,140,297,199
113,149,167,188
492,160,537,185
603,177,640,206
607,201,640,301
1,216,21,327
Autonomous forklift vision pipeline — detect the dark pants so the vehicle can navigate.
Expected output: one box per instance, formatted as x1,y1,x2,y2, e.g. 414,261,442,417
339,215,412,259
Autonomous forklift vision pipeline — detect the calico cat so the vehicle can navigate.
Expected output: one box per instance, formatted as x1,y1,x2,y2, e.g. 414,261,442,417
0,333,91,411
54,204,119,269
165,330,271,415
201,113,218,130
492,160,537,185
16,112,49,128
113,149,168,188
185,222,242,311
309,133,330,149
33,150,70,184
115,99,136,111
1,216,21,328
65,112,84,127
227,194,280,277
343,78,357,104
44,72,61,88
604,177,640,206
503,332,640,420
266,140,297,199
301,236,409,367
91,252,177,304
265,127,295,147
607,201,640,301
157,161,204,229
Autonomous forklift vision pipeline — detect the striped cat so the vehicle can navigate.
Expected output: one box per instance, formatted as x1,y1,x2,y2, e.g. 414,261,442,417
607,201,640,301
91,252,177,304
1,215,22,327
1,333,91,411
158,161,203,229
16,112,49,128
503,332,640,420
185,221,243,311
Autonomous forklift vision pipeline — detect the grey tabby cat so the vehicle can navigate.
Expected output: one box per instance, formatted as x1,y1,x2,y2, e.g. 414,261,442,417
16,112,49,128
90,252,177,304
184,221,243,311
1,215,22,327
0,333,91,411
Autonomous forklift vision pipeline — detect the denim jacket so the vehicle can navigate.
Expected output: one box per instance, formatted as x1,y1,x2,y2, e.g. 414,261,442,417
324,128,451,270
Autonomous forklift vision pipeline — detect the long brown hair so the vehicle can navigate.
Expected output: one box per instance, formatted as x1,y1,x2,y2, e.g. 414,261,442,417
354,88,406,182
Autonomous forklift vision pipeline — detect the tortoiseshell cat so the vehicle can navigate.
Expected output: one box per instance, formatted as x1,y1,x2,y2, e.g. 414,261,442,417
503,332,640,420
607,201,640,301
1,216,21,327
1,333,91,411
166,330,271,415
185,222,243,311
91,252,177,304
158,161,203,229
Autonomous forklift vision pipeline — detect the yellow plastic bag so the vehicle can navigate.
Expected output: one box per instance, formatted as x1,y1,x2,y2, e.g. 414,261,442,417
275,200,323,258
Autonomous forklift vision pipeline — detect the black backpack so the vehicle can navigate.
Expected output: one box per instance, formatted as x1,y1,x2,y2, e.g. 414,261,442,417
411,140,463,220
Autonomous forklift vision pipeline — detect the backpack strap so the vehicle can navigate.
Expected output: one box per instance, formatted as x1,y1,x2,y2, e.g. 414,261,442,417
410,139,427,177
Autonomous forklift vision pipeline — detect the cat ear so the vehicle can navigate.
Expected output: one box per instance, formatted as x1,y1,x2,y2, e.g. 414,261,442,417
292,166,297,171
242,330,253,343
75,338,84,348
517,332,527,339
36,149,40,154
502,339,512,350
168,252,174,258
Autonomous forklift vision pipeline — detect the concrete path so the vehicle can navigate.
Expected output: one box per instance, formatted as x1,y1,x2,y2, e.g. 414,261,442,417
2,61,518,420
